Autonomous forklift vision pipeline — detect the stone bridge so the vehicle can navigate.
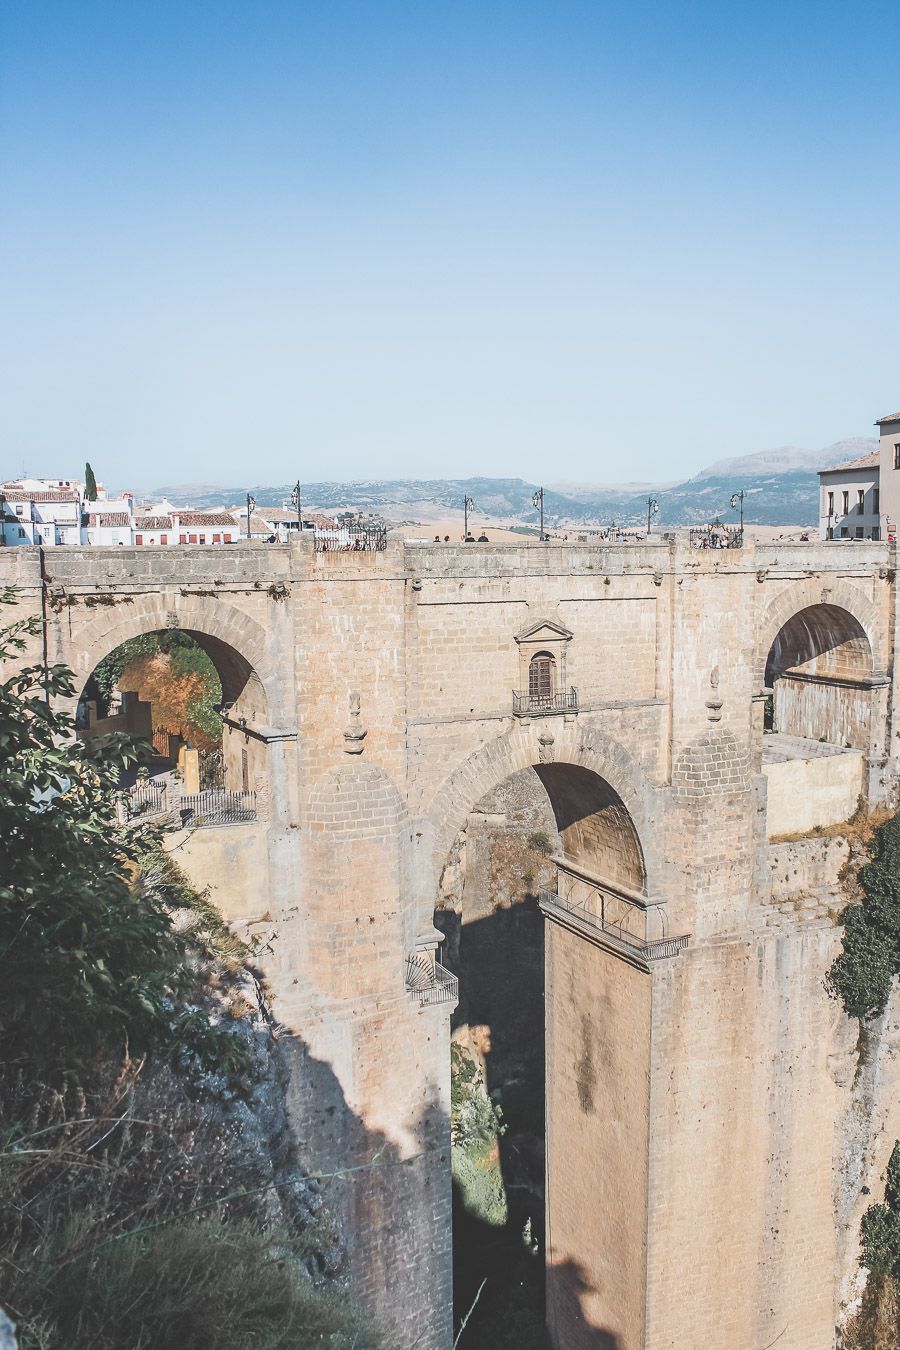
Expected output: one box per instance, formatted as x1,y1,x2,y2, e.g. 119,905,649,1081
5,535,900,1350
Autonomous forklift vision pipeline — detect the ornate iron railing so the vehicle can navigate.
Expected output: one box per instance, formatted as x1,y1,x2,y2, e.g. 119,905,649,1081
541,853,688,963
512,687,578,717
177,789,257,827
689,525,743,550
314,525,388,553
123,780,168,819
405,953,459,1007
540,891,688,962
121,782,257,828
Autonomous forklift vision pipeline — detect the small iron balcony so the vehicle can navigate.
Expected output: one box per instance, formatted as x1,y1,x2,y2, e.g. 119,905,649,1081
512,687,578,717
405,953,459,1007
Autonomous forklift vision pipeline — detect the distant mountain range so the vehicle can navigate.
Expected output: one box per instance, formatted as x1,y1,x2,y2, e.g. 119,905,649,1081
134,438,876,529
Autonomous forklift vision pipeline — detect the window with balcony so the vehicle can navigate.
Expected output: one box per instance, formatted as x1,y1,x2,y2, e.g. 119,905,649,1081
874,488,880,513
895,443,900,469
827,491,834,516
842,491,849,514
858,490,865,513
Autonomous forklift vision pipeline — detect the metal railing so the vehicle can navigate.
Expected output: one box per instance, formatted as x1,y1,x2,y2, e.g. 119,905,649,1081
405,953,459,1007
177,789,257,827
121,782,257,828
542,853,688,963
123,780,169,819
314,525,388,553
540,891,688,962
512,687,578,716
689,525,743,550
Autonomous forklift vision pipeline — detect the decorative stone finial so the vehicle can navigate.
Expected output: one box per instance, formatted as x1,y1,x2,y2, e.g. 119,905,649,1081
538,730,555,764
705,666,724,722
343,689,367,754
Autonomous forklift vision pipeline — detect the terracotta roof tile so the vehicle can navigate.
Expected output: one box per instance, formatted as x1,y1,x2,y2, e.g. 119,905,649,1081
820,452,880,473
1,488,80,503
135,516,173,529
877,412,900,424
176,512,238,527
87,513,131,527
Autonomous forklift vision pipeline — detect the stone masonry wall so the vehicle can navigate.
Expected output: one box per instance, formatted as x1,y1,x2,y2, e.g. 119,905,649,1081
4,538,900,1348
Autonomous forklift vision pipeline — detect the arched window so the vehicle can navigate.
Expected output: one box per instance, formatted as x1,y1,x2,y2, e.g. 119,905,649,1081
529,651,556,707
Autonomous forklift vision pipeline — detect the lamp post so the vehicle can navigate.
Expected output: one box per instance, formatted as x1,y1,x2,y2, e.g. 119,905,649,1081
647,496,659,535
463,494,475,538
246,493,256,541
730,490,745,541
532,487,545,540
289,481,302,535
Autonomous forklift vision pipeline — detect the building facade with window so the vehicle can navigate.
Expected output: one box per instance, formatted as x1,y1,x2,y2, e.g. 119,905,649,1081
876,411,900,540
0,485,83,546
818,451,880,540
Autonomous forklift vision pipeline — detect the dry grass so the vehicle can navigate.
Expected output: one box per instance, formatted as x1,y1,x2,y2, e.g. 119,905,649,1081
842,1275,900,1350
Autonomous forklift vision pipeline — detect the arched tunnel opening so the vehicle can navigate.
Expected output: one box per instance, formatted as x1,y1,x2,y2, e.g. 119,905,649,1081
764,603,873,747
435,762,644,1347
75,627,269,822
761,603,877,836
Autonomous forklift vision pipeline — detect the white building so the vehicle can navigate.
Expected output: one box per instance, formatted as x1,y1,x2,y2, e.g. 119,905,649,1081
818,451,881,540
83,496,136,546
0,483,82,547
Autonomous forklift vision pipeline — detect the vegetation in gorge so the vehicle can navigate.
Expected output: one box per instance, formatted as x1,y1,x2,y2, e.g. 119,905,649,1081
843,1141,900,1349
451,1040,508,1229
827,812,900,1347
90,630,223,750
0,592,375,1348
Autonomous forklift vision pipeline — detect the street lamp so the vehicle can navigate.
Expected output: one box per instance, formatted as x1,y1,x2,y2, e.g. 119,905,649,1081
463,495,475,538
289,481,302,534
730,490,745,540
532,487,545,540
647,496,659,535
246,493,256,541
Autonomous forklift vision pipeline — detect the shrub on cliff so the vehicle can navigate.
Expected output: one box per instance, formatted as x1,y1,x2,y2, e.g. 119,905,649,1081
828,813,900,1021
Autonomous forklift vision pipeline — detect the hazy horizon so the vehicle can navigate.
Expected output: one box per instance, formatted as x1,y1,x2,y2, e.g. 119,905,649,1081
1,1,898,487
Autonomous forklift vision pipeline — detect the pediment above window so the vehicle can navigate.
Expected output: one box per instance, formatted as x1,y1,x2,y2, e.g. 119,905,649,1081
514,618,574,645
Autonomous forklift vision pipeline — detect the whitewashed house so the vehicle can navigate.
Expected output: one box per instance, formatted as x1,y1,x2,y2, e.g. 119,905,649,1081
0,483,83,547
82,496,136,546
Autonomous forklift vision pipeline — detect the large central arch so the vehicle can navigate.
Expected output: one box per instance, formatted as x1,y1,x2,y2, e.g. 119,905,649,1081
430,731,658,1350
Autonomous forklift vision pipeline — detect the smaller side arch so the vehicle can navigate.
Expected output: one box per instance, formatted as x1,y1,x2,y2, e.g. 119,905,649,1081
52,594,279,722
754,578,882,687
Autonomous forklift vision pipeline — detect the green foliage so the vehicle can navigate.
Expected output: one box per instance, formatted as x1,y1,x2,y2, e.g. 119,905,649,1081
89,630,222,746
83,462,97,501
861,1144,900,1280
450,1042,508,1228
828,814,900,1020
91,632,158,709
527,831,552,855
827,906,896,1020
0,592,228,1075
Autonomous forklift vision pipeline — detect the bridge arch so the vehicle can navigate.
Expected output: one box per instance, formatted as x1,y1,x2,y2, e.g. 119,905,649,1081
427,722,658,898
755,578,881,687
757,584,882,751
431,732,657,1345
56,594,277,722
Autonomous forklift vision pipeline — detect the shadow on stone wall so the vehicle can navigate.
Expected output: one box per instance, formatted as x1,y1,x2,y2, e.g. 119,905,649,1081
546,1260,622,1349
278,1029,453,1350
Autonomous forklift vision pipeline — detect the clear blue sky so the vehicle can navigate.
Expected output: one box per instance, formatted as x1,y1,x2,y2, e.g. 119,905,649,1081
1,0,898,489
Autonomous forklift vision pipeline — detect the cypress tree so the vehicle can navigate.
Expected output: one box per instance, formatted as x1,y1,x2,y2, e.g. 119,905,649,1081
84,461,98,500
